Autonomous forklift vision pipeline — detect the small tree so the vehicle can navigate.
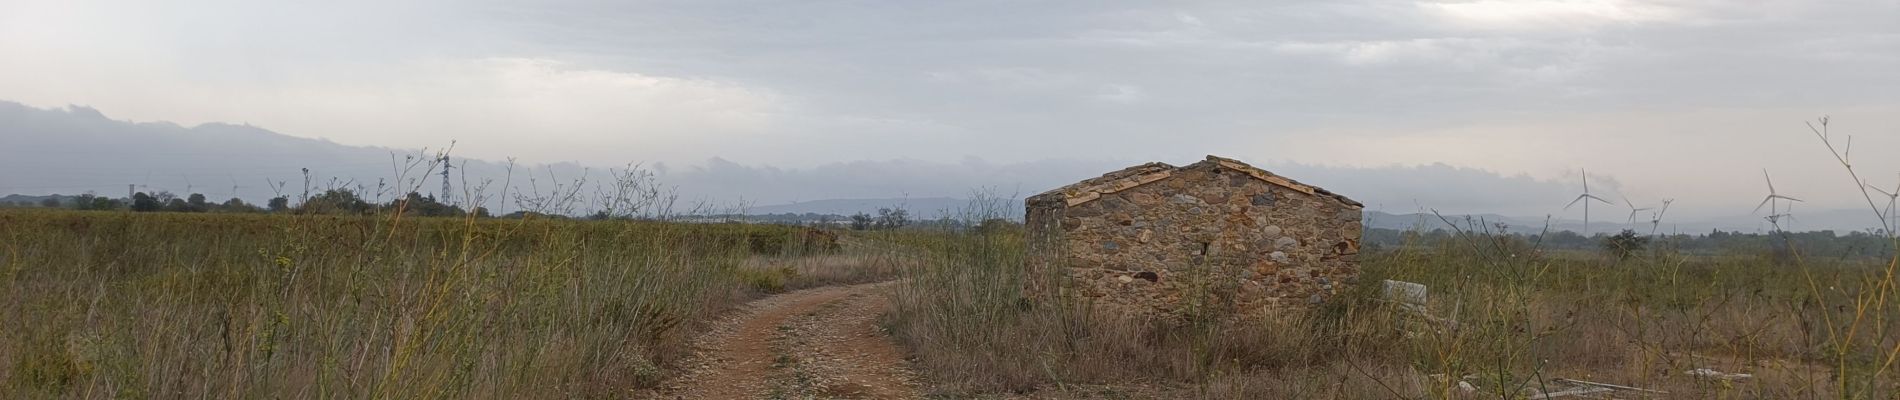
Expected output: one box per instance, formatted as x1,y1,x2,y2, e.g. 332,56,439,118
163,198,191,212
219,198,260,213
875,208,910,230
299,189,372,215
39,198,60,208
1601,229,1650,260
849,212,873,231
267,196,290,213
186,193,208,212
386,192,465,217
131,192,161,212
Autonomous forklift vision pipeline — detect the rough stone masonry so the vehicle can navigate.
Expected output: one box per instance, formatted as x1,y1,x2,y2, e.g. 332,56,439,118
1025,155,1363,318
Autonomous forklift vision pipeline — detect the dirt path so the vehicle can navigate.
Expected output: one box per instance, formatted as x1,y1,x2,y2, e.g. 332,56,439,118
662,282,920,399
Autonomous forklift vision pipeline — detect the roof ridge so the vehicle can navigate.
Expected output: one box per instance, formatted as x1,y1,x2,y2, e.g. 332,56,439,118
1028,155,1360,208
1197,155,1362,207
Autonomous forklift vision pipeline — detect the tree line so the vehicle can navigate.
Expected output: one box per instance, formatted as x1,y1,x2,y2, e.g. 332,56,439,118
10,189,486,217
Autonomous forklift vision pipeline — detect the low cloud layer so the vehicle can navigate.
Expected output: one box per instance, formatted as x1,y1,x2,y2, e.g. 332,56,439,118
3,1,1898,224
4,1,1896,168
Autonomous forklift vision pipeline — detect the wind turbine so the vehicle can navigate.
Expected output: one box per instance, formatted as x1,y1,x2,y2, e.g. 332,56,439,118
1565,168,1614,234
1621,194,1655,225
1753,169,1802,216
228,176,247,199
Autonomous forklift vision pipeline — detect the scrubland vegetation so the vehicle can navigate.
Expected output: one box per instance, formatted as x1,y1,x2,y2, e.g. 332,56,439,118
8,201,1894,399
871,209,1898,399
0,209,844,398
6,127,1898,399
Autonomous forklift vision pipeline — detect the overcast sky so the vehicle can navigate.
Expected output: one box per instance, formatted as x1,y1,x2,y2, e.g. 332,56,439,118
3,0,1899,219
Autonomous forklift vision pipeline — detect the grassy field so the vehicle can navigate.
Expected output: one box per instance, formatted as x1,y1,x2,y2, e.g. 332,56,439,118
0,209,850,398
846,189,1900,399
875,221,1900,399
4,206,1898,399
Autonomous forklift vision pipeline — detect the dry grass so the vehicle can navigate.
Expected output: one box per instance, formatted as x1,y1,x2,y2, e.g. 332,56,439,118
7,124,1900,398
0,209,825,398
739,252,912,293
4,208,1893,399
874,124,1900,398
877,218,1899,399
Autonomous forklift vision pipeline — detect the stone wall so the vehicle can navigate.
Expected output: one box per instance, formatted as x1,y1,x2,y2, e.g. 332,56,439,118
1026,156,1362,318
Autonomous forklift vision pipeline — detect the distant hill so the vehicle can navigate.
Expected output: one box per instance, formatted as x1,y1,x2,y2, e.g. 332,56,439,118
0,100,590,211
0,194,75,206
4,100,1889,234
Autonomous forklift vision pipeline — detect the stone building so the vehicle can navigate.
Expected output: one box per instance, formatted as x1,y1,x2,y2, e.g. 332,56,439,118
1025,155,1363,317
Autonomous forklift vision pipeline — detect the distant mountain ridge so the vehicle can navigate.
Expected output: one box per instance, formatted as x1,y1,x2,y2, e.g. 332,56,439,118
740,198,1886,235
0,194,81,205
0,100,592,211
3,100,1889,234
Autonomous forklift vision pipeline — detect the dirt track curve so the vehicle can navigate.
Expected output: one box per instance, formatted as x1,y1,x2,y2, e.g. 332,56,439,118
662,282,921,399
